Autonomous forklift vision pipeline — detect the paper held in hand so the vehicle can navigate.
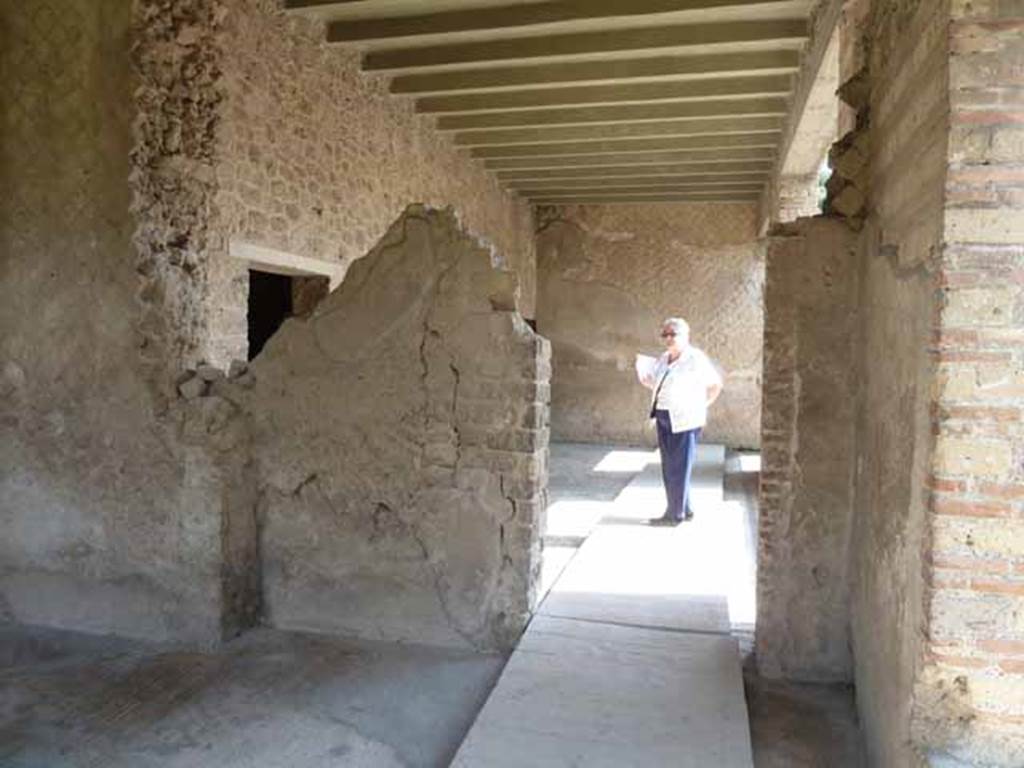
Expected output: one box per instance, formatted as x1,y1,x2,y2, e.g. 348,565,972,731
635,354,658,385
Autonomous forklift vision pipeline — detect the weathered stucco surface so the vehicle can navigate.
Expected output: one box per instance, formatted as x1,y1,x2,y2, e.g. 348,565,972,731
0,0,231,644
204,0,536,365
848,2,946,765
757,0,944,761
759,0,1024,764
756,218,858,683
216,207,550,650
1,1,546,649
535,203,764,449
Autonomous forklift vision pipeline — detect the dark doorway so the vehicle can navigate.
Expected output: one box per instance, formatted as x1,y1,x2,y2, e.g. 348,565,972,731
248,270,292,360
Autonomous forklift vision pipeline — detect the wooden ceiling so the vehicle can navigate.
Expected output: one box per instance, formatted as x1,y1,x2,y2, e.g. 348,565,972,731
285,0,815,205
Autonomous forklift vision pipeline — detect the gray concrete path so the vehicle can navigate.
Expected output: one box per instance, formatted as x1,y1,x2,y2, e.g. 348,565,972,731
453,443,754,767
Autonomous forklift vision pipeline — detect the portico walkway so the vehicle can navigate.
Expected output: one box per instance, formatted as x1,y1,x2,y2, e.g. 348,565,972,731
452,443,755,767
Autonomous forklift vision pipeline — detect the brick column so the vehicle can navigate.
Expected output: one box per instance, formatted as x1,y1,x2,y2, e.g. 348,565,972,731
917,4,1024,763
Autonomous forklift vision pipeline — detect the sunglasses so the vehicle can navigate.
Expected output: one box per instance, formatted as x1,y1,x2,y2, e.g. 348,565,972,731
660,331,676,338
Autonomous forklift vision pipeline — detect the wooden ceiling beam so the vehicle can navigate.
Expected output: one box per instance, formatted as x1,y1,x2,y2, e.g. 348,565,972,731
415,73,793,113
501,164,767,182
363,19,807,71
304,1,800,43
529,192,761,203
483,146,774,169
390,50,800,95
437,96,787,130
469,132,780,158
454,115,782,146
512,174,768,189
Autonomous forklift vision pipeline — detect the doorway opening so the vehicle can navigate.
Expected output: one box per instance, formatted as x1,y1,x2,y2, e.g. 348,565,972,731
246,270,331,361
247,270,292,361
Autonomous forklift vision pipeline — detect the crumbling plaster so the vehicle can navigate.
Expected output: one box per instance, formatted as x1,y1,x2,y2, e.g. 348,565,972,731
848,2,947,765
1,0,231,644
535,203,764,449
192,206,550,651
756,218,859,684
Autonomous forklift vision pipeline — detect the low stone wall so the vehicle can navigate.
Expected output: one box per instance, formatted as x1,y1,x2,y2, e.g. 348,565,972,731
214,207,550,650
535,203,764,449
756,217,859,682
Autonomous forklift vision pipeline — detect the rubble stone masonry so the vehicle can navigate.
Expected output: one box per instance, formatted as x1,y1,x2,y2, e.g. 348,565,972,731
206,0,536,364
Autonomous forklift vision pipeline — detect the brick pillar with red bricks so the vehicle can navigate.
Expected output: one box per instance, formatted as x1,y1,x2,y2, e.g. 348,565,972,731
919,2,1024,764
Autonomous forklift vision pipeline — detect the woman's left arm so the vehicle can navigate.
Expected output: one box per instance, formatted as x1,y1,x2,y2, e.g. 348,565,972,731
704,354,724,405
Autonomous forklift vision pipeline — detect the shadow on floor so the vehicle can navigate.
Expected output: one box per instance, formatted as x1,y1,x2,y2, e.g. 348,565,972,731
744,674,867,768
723,449,867,768
0,624,505,768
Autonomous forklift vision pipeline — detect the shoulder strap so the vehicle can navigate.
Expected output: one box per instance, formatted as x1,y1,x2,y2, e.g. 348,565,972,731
649,368,671,418
652,369,670,401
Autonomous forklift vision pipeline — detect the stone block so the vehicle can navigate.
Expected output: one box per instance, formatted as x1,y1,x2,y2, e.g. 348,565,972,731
196,364,225,382
944,287,1018,327
178,375,207,400
935,516,1024,557
487,428,548,453
947,208,1024,244
424,441,458,468
934,436,1014,478
831,184,867,218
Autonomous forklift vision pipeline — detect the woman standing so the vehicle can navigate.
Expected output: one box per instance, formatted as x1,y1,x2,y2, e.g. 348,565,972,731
640,317,723,526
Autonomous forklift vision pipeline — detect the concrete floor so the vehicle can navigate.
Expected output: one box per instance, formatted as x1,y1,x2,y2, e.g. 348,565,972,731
0,625,504,768
1,442,865,767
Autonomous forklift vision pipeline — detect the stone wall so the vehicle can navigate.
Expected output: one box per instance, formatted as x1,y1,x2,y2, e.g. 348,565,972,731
0,0,230,644
535,203,764,449
204,0,536,365
915,2,1024,764
208,206,549,650
758,2,1024,763
1,0,546,649
847,2,947,765
756,218,859,682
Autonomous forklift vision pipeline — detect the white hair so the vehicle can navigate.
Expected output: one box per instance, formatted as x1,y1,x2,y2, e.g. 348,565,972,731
664,317,690,343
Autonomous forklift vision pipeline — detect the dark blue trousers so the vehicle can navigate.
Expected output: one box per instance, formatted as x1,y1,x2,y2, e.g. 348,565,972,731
654,410,700,521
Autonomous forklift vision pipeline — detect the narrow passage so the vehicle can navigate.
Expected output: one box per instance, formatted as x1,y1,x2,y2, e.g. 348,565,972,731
453,443,755,767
